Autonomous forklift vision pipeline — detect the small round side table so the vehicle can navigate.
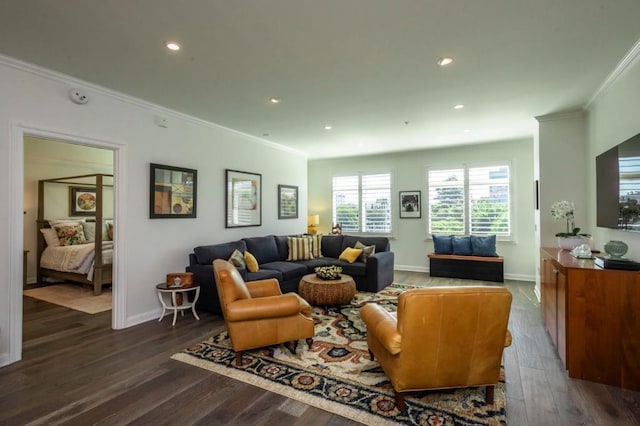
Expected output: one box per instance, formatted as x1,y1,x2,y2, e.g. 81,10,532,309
156,282,200,326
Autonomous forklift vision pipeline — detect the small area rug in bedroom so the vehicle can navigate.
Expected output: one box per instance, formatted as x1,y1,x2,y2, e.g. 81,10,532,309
171,283,507,425
24,283,112,314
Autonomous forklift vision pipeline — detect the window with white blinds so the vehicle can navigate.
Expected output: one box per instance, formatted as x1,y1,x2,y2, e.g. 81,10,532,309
428,164,510,236
333,173,392,234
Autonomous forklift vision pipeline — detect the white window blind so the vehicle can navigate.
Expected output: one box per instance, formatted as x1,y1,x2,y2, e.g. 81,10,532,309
469,165,510,235
333,176,360,232
333,173,392,234
362,174,391,233
428,164,511,236
428,168,465,234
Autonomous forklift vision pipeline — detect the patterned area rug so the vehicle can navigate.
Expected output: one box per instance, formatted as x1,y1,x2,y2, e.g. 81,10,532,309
172,283,506,425
24,283,112,314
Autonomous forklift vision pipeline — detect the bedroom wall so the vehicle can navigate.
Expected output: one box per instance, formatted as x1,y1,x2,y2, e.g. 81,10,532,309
0,55,308,365
308,138,536,281
23,137,115,284
586,52,640,257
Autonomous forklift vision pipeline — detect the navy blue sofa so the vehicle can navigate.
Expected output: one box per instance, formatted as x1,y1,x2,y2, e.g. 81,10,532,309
186,234,394,314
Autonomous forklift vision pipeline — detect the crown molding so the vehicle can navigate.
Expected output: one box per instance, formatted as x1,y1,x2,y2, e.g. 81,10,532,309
535,110,585,123
586,37,640,108
0,54,308,158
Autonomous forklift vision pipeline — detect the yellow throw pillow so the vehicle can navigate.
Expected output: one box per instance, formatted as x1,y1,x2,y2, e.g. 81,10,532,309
339,247,363,264
244,251,259,272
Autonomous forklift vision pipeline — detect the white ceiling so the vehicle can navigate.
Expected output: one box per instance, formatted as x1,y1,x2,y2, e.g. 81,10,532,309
2,1,640,159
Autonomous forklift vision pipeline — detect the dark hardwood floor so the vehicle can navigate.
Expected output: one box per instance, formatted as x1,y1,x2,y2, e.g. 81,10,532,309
2,272,639,425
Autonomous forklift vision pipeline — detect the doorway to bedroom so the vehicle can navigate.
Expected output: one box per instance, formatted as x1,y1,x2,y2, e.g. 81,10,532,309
22,135,115,318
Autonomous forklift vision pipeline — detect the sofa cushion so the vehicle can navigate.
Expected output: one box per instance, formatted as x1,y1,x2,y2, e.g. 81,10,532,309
261,261,308,281
433,235,454,254
228,249,246,268
194,240,247,265
308,234,323,258
246,269,282,282
334,260,367,277
274,235,290,260
321,235,343,258
243,235,280,264
354,241,376,263
287,237,313,261
339,247,362,263
471,235,498,257
244,251,259,272
452,236,473,256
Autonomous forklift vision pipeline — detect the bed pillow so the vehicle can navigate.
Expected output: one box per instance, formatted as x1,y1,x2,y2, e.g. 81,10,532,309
452,236,473,256
471,235,498,257
53,223,88,246
432,234,454,254
40,228,60,247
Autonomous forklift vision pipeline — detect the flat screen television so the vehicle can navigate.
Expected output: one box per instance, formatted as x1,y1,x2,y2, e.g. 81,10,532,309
596,132,640,231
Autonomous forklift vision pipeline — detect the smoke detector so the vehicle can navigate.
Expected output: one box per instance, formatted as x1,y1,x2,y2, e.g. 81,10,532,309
68,88,89,105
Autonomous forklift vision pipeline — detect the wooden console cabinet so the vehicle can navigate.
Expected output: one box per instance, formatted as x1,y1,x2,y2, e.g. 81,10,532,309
540,247,640,390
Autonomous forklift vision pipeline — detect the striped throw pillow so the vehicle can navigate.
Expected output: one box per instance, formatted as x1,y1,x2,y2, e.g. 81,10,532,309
287,237,313,261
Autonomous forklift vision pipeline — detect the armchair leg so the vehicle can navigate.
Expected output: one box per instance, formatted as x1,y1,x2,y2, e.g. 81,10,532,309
394,392,405,411
305,338,313,348
485,385,495,405
235,351,243,366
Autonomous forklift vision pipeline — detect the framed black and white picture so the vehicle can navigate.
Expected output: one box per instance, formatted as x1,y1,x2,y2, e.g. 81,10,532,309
399,190,421,219
278,184,298,219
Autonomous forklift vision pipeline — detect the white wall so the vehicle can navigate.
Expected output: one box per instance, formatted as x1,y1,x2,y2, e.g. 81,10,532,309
0,56,308,365
308,138,536,281
587,53,640,256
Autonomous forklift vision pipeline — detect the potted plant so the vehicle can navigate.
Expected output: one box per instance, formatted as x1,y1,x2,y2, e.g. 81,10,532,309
551,200,591,250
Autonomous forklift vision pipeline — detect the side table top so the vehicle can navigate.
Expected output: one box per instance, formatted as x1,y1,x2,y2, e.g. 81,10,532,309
301,273,353,286
156,282,200,290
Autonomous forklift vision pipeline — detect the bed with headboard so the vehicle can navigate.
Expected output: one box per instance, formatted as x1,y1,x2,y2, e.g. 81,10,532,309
36,173,113,295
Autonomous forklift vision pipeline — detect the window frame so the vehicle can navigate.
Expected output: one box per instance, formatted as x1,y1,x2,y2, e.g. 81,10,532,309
426,162,512,239
332,171,393,236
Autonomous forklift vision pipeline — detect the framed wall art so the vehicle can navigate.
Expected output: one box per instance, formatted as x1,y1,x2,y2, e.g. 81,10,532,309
149,163,197,219
399,190,421,219
226,169,262,227
278,184,298,219
69,187,97,216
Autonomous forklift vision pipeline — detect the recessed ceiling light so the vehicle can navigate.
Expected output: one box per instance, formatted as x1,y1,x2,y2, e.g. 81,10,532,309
453,104,465,110
437,57,454,66
166,41,181,51
269,97,280,104
324,125,333,130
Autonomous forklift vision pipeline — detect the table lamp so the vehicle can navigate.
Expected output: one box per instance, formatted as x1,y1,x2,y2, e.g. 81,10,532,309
307,214,319,235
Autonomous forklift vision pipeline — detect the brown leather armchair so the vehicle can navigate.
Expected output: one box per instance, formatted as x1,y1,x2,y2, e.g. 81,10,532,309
213,259,315,365
361,286,512,410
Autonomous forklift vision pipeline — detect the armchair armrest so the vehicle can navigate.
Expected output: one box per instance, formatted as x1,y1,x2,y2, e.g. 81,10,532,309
225,293,303,322
246,278,282,298
361,303,402,355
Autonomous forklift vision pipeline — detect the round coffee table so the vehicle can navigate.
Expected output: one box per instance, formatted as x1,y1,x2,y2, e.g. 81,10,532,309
299,273,356,307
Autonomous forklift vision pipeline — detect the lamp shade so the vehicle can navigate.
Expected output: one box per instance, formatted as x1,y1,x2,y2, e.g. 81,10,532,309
307,215,320,226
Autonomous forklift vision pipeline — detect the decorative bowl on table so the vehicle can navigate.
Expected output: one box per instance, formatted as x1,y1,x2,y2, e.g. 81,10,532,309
315,266,342,280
